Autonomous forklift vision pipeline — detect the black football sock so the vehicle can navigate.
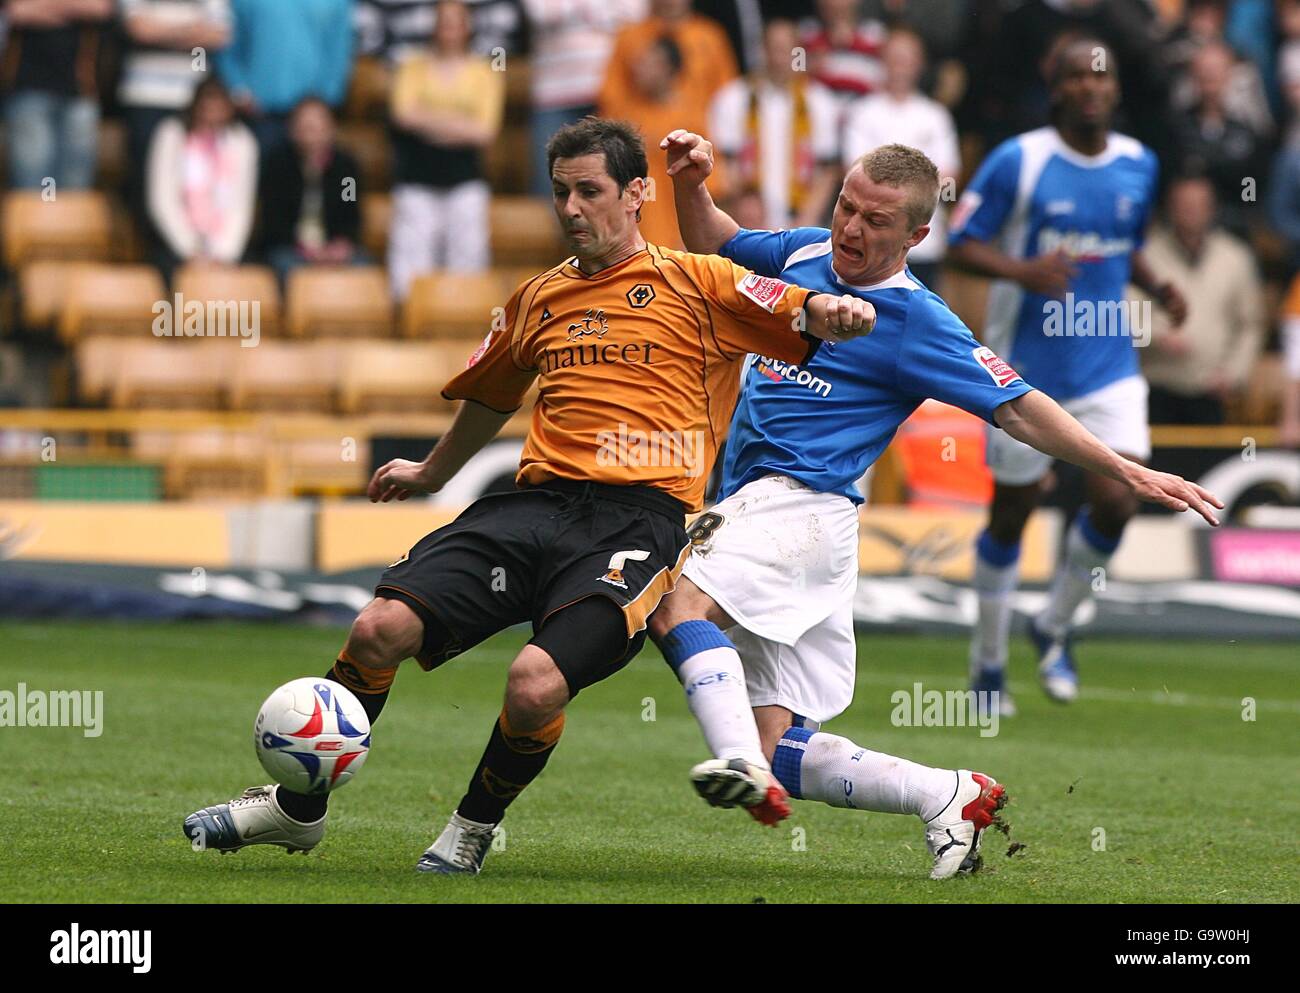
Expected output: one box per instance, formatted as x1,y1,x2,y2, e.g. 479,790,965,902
275,654,393,824
456,708,566,824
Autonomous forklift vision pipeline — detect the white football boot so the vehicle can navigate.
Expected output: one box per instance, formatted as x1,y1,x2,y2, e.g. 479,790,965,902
924,770,1008,880
183,785,325,854
416,811,497,874
689,757,792,826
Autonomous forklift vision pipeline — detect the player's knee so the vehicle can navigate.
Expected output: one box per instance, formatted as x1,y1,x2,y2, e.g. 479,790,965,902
646,606,677,644
1088,499,1135,538
505,649,568,728
346,599,421,669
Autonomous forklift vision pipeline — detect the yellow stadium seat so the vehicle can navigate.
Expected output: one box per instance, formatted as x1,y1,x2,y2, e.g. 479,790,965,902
489,196,566,266
173,263,283,338
109,339,231,409
74,336,134,403
361,192,392,259
336,121,391,191
485,123,534,196
286,266,394,338
338,341,463,413
229,341,340,412
58,264,167,342
2,190,112,267
18,260,96,330
400,271,511,339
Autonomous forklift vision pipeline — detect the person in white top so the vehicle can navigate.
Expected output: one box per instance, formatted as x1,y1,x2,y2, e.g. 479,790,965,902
522,0,647,196
146,76,258,281
840,27,958,289
709,17,840,231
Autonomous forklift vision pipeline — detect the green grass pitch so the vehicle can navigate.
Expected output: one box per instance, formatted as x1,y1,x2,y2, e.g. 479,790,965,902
1,620,1296,903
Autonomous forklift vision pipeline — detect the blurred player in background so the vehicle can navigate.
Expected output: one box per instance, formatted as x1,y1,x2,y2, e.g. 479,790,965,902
183,117,875,875
650,127,1220,878
948,38,1189,713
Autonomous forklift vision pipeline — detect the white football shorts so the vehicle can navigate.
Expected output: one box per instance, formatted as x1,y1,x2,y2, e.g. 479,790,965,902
680,474,860,724
985,373,1151,485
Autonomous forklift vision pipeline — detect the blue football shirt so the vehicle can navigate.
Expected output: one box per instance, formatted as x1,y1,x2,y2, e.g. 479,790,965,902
948,126,1159,403
717,227,1035,504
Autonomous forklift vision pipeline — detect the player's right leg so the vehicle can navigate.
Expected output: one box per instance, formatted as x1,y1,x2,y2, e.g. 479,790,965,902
971,425,1054,717
647,579,791,825
182,597,423,855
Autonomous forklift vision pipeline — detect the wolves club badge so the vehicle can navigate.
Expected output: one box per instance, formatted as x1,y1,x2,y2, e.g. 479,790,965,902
567,308,609,341
971,346,1021,387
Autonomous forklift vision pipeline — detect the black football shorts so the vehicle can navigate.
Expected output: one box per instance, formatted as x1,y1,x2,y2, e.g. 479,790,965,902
374,480,689,693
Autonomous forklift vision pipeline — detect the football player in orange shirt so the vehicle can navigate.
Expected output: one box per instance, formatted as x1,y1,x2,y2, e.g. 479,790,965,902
183,117,875,874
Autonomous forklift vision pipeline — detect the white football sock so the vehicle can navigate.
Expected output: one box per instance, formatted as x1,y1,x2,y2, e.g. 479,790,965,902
1038,512,1118,639
970,535,1021,673
677,647,768,769
782,730,957,822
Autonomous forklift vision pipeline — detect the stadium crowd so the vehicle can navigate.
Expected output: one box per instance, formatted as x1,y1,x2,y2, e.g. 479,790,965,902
0,0,1298,443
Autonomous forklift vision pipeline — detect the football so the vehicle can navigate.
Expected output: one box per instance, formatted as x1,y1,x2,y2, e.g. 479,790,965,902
253,678,371,794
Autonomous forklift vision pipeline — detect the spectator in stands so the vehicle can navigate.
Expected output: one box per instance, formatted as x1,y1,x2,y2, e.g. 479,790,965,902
1,0,113,190
1277,0,1300,130
709,17,839,231
799,0,886,117
1139,176,1264,426
356,0,527,64
524,0,645,197
259,98,368,285
118,0,231,208
600,1,739,149
216,0,354,158
1168,3,1273,142
387,0,504,300
1267,45,1300,274
840,27,957,289
599,34,717,249
1169,40,1268,236
146,75,259,280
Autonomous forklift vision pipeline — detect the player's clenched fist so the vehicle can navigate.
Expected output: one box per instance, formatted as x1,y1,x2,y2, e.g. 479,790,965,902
367,458,440,503
661,129,715,185
805,293,876,342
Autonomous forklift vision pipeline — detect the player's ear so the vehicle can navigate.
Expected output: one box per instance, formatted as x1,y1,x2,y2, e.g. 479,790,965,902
627,176,648,217
905,223,931,251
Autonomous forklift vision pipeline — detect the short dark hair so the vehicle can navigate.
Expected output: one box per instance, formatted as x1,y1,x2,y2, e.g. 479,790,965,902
545,117,648,191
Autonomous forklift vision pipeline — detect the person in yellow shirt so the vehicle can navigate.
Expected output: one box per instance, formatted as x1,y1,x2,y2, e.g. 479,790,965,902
182,116,875,876
387,0,505,299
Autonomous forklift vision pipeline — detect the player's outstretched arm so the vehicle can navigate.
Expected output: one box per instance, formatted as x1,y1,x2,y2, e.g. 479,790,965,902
993,390,1224,525
367,400,512,503
661,129,740,255
947,239,1077,299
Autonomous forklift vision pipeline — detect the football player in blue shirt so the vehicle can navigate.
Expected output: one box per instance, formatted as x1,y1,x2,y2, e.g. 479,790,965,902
948,38,1188,713
647,122,1219,879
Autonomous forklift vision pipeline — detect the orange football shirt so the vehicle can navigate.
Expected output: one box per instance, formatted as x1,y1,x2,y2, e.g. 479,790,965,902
442,243,818,511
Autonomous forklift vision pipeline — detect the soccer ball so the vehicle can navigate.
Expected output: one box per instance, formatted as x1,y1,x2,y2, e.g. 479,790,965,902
254,678,371,794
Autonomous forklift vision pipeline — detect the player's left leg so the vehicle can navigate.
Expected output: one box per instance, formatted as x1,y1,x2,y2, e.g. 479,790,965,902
1031,459,1140,702
417,596,640,874
1030,374,1151,702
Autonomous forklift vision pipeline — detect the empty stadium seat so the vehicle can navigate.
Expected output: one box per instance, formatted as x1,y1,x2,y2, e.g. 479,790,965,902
361,192,392,259
286,266,394,338
400,271,511,339
74,336,132,404
336,121,392,191
489,196,566,266
18,260,96,331
109,340,231,409
173,263,283,338
2,190,112,267
485,124,534,196
58,264,167,342
96,119,129,193
338,341,463,413
229,341,340,412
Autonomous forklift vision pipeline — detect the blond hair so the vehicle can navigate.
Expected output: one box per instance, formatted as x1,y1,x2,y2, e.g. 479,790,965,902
851,143,940,228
